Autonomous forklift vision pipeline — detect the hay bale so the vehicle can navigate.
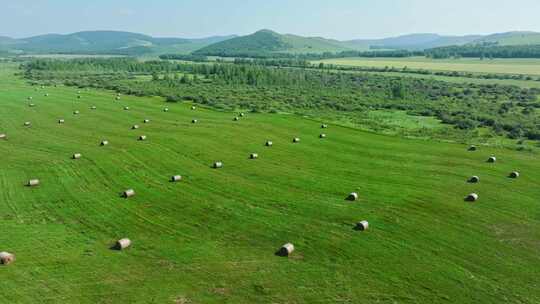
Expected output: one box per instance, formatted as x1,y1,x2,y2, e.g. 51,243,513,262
77,90,81,94
293,137,300,143
466,193,479,202
116,96,121,100
509,171,520,178
132,125,139,130
171,175,182,182
29,103,35,107
213,161,223,169
90,106,97,110
123,189,135,198
139,135,147,141
143,119,150,123
277,243,294,257
163,108,169,112
27,179,40,187
240,113,245,117
355,221,369,231
192,119,198,124
44,93,49,97
73,110,80,115
58,119,65,124
101,140,109,146
487,156,497,163
124,106,130,110
347,192,359,201
115,238,131,250
0,252,15,265
191,106,196,110
266,141,273,147
468,176,480,183
72,153,82,160
24,122,31,127
28,96,33,100
321,124,328,129
0,134,6,140
320,133,326,139
233,117,239,121
468,145,477,151
250,153,259,159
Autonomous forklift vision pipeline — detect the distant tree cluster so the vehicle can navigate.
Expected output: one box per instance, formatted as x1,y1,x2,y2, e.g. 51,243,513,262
425,44,540,59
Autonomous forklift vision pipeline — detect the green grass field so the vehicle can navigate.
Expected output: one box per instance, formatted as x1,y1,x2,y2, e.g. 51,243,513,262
315,57,540,76
1,64,540,303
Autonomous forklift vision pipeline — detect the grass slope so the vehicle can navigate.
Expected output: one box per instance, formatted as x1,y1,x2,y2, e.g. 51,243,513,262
473,31,540,46
0,64,539,303
315,57,540,76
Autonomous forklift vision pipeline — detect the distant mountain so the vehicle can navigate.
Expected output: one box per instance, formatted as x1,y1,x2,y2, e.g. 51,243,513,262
194,29,351,57
470,31,540,46
0,31,236,55
344,33,483,50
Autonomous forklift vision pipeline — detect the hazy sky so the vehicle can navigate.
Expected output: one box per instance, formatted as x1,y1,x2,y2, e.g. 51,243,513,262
1,0,540,39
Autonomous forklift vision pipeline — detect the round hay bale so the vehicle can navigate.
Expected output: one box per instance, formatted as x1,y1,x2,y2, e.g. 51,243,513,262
487,156,496,163
468,176,480,183
509,171,520,178
347,192,359,201
0,252,15,265
171,175,182,182
143,119,150,123
58,119,65,124
72,153,82,160
90,106,97,110
163,108,169,112
266,141,273,147
123,189,135,198
355,220,369,231
115,238,131,250
0,134,7,140
240,113,245,117
132,125,139,130
293,137,300,143
27,179,40,187
24,122,31,127
124,107,130,110
139,135,147,141
191,106,196,110
233,117,239,121
77,90,81,94
28,96,33,100
277,243,294,257
213,162,223,169
468,145,477,151
192,119,198,124
116,96,120,101
44,93,49,97
320,133,326,139
29,103,35,107
73,110,80,115
321,124,328,129
101,140,109,146
466,193,479,202
250,153,259,159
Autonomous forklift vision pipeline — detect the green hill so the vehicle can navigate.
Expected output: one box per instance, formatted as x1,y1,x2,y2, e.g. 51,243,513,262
1,63,540,303
194,29,351,56
0,31,235,56
471,31,540,46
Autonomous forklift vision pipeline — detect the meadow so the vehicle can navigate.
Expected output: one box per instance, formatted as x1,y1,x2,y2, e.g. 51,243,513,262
315,57,540,76
1,63,540,303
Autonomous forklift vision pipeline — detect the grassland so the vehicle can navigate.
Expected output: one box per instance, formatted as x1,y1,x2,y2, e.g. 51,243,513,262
1,63,540,303
315,57,540,76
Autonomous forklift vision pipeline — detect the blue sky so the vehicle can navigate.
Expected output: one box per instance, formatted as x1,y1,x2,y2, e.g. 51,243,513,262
1,0,540,39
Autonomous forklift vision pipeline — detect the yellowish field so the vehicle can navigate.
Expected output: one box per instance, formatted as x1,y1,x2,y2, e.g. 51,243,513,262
315,57,540,76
